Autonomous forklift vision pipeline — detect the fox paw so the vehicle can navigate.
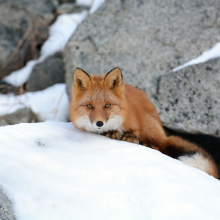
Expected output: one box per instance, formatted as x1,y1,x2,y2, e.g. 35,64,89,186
121,132,139,144
139,141,151,148
103,130,122,140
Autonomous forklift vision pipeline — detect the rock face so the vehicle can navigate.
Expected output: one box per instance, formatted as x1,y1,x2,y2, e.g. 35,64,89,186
0,108,37,126
64,0,220,137
157,58,220,136
26,53,65,92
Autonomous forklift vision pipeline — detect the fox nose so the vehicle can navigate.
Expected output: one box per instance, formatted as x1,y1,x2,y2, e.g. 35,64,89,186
96,121,104,127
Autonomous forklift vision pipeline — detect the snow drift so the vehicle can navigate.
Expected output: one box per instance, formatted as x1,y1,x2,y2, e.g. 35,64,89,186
0,122,220,220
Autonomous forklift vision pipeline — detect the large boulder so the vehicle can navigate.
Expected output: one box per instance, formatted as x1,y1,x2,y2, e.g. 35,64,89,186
64,0,220,137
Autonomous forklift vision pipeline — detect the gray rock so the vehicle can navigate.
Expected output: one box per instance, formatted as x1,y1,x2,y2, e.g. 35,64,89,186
0,1,55,80
0,108,37,126
0,82,20,95
156,58,220,137
0,187,16,220
59,0,75,3
64,0,220,137
0,3,32,71
56,3,88,15
25,53,65,92
0,0,58,14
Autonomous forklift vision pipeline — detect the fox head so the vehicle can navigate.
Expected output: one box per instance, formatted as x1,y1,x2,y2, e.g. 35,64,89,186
70,67,125,133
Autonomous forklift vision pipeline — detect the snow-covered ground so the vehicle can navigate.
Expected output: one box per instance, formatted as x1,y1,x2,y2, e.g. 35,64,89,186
0,122,220,220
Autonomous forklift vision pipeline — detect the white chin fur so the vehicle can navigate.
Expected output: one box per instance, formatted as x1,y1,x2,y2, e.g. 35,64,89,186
75,115,124,133
178,153,213,175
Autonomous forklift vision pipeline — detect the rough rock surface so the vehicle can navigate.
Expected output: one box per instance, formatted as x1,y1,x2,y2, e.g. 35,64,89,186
0,0,58,15
64,0,220,137
26,53,65,92
157,58,220,136
0,0,57,79
56,2,88,15
0,108,37,126
0,188,16,220
0,3,33,76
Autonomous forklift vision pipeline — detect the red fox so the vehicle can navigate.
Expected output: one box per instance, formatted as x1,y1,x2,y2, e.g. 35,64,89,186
70,67,218,178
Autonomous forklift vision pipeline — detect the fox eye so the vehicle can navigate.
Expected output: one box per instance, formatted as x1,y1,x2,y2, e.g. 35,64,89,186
105,103,111,108
87,104,93,109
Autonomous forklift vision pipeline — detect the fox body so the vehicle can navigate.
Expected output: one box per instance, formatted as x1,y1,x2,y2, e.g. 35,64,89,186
70,67,218,178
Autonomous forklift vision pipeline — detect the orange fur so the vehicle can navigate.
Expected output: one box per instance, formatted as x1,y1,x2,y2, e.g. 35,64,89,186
70,67,218,178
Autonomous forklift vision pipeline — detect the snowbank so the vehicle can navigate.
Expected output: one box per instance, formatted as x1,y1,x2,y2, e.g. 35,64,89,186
0,84,69,122
0,122,220,220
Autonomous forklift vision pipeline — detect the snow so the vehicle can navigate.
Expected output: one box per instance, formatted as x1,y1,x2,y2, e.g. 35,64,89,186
0,122,220,220
173,42,220,72
0,84,69,122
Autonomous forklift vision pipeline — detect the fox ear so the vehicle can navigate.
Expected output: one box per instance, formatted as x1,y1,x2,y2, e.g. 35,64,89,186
104,67,124,92
73,68,91,92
